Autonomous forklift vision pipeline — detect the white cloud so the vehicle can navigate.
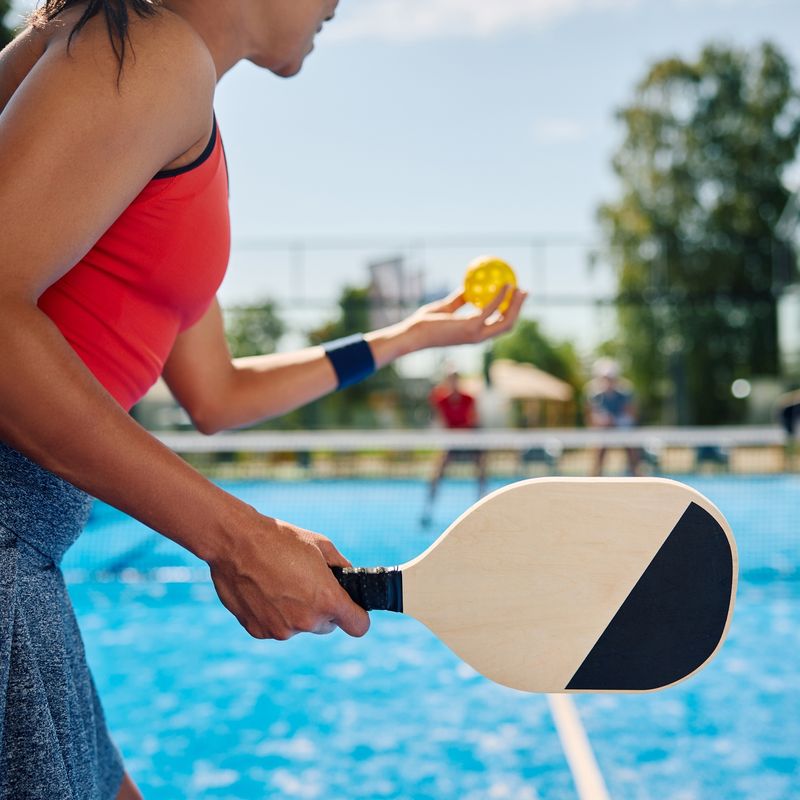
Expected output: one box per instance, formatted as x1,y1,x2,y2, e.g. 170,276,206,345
533,117,591,143
332,0,639,42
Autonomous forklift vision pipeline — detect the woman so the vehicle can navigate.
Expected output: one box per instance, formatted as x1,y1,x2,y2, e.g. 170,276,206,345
0,2,525,797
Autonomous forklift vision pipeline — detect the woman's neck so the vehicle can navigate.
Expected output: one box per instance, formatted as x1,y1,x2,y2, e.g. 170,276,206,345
162,0,249,79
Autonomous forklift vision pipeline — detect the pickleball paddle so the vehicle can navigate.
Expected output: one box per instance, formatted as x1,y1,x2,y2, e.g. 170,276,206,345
332,477,737,693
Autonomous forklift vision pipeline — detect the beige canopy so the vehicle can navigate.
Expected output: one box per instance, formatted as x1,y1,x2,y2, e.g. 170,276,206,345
481,359,574,402
458,360,575,428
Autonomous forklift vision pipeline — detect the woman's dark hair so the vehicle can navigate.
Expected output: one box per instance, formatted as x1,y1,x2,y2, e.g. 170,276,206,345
32,1,159,72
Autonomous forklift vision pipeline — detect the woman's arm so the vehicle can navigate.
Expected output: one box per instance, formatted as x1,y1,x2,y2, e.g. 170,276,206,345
0,14,368,640
164,289,527,434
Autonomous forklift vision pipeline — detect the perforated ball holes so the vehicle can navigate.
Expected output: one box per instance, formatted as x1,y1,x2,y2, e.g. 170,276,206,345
463,256,517,313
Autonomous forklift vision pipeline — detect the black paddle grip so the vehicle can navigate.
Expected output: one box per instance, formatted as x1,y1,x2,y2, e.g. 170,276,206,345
331,566,403,613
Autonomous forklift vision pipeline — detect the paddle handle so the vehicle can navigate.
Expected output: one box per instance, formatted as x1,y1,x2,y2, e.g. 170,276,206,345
331,566,403,613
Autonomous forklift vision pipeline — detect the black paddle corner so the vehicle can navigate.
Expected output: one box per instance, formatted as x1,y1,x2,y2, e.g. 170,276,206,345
566,501,734,691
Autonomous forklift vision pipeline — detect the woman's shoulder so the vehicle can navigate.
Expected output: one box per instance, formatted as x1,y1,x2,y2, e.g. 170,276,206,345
12,6,218,154
0,7,218,216
31,5,216,97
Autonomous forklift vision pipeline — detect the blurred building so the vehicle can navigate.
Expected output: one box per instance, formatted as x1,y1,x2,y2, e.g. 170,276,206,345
367,256,425,328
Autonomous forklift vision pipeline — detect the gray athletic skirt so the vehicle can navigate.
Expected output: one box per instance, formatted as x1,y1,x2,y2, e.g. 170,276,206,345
0,441,124,799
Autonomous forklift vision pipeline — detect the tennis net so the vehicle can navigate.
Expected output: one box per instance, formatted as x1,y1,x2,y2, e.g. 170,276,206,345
62,426,798,581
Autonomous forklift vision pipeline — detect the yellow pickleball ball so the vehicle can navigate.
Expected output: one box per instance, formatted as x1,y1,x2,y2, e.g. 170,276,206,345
463,256,517,313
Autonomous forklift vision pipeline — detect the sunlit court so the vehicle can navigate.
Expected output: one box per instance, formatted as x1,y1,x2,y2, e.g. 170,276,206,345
2,0,800,799
60,430,796,799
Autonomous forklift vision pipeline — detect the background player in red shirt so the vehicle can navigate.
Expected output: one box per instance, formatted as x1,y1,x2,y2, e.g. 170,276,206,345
421,369,488,526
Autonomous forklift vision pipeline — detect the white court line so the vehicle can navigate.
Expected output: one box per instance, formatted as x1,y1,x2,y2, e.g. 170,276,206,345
548,694,611,800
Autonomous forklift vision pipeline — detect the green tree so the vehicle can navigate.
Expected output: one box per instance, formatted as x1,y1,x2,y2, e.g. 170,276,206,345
1,1,15,50
273,285,420,429
307,286,371,345
489,319,584,390
600,42,800,424
487,320,584,426
303,286,373,427
225,301,285,358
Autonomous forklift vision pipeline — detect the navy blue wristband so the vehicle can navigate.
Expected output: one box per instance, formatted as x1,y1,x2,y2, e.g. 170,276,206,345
323,334,377,389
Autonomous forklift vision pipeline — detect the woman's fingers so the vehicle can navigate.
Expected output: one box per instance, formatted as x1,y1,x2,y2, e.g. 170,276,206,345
330,592,371,637
425,288,466,314
478,284,513,320
315,535,352,569
478,288,527,338
208,514,371,641
309,617,339,635
315,537,371,637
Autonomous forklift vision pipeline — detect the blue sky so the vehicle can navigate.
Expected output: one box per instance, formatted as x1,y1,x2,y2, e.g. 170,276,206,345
214,0,800,239
8,0,800,361
211,0,800,361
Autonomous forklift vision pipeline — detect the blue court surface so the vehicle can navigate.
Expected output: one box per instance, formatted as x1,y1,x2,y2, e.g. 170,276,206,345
66,476,800,799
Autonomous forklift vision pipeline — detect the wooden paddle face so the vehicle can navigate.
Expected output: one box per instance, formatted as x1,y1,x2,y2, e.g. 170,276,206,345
400,478,737,693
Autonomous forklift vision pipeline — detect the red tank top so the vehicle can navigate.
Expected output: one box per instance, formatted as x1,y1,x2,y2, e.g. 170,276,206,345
38,118,230,411
431,386,477,429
